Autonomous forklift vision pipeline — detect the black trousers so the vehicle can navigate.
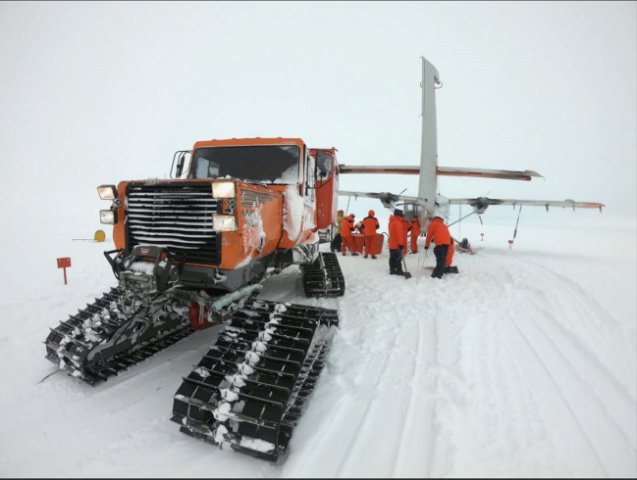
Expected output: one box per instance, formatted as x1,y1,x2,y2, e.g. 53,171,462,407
389,248,403,273
432,244,449,278
331,233,342,252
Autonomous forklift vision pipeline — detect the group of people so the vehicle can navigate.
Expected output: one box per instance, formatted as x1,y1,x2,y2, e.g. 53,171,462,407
389,209,456,279
331,209,381,259
331,207,457,279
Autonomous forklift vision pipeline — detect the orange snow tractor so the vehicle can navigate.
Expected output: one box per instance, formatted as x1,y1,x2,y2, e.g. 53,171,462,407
45,137,344,461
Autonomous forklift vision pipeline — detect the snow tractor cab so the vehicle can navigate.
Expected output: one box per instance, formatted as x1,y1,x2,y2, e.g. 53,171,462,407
45,137,344,461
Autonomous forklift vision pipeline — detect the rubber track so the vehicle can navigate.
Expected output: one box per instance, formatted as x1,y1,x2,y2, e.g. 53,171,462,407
301,252,345,297
171,296,339,462
45,287,193,385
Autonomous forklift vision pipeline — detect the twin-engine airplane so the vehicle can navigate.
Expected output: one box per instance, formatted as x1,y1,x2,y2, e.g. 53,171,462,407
338,57,604,227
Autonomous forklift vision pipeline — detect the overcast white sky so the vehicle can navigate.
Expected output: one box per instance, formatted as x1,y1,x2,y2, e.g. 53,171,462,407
0,1,635,240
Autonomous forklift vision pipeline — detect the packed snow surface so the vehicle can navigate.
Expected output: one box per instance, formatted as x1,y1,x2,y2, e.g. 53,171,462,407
0,213,635,477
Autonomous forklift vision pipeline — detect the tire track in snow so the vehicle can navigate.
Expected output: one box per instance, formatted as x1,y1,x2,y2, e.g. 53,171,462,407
495,255,635,476
438,251,621,476
334,258,435,476
505,259,637,475
390,314,422,474
289,336,397,477
526,309,636,473
390,309,438,477
334,272,441,477
521,258,636,402
436,260,555,477
335,312,421,476
506,309,609,475
512,257,636,410
283,268,402,477
330,312,401,477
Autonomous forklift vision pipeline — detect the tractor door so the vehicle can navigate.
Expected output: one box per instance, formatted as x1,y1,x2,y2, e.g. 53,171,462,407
313,148,338,231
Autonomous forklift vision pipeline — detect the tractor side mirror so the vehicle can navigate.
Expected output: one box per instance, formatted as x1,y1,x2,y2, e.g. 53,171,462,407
170,150,191,178
175,153,185,178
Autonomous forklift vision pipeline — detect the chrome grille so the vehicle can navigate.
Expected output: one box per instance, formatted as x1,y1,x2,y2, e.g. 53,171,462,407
126,183,220,264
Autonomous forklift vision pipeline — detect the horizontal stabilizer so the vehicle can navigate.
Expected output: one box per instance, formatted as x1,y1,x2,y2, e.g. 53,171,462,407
449,196,605,213
338,164,542,181
338,190,420,209
437,167,542,181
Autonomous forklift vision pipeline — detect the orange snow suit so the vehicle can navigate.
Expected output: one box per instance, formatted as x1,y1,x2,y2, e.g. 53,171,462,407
409,217,421,253
362,210,380,257
340,215,355,254
388,215,402,250
388,215,408,251
425,217,451,248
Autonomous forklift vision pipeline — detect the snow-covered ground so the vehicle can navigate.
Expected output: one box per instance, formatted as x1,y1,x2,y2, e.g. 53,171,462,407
0,211,635,478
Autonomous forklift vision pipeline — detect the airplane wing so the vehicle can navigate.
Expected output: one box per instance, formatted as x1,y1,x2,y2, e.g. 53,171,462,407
448,196,605,213
338,165,421,175
338,190,605,214
338,164,542,181
437,167,542,181
337,190,421,209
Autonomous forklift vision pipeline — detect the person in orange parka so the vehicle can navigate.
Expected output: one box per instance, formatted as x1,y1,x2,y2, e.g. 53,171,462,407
388,209,408,275
361,209,380,259
340,214,359,256
409,216,421,254
424,214,452,279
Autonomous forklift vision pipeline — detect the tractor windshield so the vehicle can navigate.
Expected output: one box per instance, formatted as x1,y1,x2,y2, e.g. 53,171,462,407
190,145,301,184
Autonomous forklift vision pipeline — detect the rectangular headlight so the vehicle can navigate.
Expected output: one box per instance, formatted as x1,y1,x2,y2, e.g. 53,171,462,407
100,209,117,224
212,214,237,232
97,184,118,200
212,181,235,199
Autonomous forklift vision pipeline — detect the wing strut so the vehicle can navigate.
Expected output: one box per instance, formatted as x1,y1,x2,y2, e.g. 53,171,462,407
509,206,523,248
448,209,479,227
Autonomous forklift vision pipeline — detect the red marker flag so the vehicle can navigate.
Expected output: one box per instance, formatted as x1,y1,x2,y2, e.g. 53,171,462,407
57,257,71,284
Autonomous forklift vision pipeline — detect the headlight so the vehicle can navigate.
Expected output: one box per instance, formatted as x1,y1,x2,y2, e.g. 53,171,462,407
97,185,118,200
212,181,235,199
212,214,237,232
100,209,118,224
